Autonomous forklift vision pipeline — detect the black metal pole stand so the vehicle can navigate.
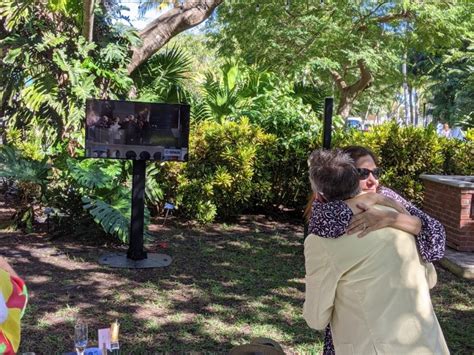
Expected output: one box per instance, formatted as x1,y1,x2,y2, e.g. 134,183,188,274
127,160,147,260
98,159,172,269
323,97,333,149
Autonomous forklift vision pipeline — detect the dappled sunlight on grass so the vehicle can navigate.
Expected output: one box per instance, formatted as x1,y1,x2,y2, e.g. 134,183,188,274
1,215,469,353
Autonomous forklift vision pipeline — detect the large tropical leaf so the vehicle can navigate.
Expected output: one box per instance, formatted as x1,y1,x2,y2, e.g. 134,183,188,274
82,196,130,243
82,190,153,243
0,0,34,31
67,159,121,190
0,145,50,187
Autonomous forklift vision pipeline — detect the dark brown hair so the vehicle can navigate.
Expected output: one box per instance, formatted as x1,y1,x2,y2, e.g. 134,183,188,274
342,146,378,165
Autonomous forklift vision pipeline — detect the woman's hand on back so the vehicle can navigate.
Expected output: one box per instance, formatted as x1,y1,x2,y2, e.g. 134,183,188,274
347,202,422,238
347,206,398,238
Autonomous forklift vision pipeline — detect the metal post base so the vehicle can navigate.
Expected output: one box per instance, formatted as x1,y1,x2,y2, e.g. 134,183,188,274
98,253,172,269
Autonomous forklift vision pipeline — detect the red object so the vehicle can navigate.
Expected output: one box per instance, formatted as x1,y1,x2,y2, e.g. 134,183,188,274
157,242,168,249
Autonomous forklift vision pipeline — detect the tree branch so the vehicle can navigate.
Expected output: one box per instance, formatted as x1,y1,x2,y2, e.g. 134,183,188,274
333,60,373,117
333,60,374,97
375,10,413,24
349,59,373,96
330,70,347,91
357,1,389,24
355,8,413,32
83,0,95,42
127,0,223,74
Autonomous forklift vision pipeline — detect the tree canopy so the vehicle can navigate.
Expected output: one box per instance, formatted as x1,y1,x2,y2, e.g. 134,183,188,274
210,0,473,117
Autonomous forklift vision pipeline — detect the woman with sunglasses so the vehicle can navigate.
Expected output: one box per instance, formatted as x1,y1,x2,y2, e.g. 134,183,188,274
306,145,446,355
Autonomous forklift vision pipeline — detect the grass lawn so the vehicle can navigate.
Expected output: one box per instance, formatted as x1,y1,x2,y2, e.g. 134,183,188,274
0,207,472,354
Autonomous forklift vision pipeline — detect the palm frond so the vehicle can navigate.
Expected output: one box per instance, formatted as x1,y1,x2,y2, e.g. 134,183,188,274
133,45,192,103
191,101,213,122
292,82,328,115
138,0,169,19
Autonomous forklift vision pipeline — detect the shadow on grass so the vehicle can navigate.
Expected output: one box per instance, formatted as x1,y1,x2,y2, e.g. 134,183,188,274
1,215,324,353
430,264,474,355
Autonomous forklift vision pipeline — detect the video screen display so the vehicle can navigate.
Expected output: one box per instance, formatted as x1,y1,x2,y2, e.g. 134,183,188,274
85,99,190,161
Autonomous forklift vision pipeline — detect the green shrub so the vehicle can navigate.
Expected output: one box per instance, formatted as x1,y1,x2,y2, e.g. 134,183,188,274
160,117,276,223
156,119,472,221
335,121,473,205
441,137,474,176
259,140,317,210
38,155,152,243
0,145,50,231
465,128,474,141
5,120,471,230
247,95,322,209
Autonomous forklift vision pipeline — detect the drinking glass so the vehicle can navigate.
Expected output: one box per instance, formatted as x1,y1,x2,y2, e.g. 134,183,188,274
74,322,88,355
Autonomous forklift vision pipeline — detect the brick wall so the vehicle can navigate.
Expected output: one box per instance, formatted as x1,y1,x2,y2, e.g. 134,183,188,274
422,179,474,251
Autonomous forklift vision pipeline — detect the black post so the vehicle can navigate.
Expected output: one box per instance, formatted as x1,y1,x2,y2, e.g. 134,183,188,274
323,97,333,149
127,159,148,260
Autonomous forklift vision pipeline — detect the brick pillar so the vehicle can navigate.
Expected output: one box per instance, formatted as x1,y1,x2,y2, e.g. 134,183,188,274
421,175,474,252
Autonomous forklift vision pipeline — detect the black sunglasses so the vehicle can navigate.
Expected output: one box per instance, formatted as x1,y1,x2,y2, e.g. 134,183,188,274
357,167,382,180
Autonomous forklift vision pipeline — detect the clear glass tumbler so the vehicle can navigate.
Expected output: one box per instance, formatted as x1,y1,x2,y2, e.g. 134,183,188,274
74,322,88,355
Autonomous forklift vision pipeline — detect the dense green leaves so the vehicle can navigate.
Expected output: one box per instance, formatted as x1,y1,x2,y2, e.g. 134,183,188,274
65,157,160,242
209,0,472,117
0,145,49,188
67,159,121,190
1,0,472,237
339,121,473,204
0,0,136,153
0,145,50,231
132,46,192,103
428,41,474,127
172,117,276,222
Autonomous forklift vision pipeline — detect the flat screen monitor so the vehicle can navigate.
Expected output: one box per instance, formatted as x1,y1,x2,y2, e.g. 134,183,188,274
85,99,190,161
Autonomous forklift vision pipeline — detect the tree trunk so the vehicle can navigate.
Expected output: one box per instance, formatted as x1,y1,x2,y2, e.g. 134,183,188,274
128,0,223,74
414,87,419,126
331,60,373,118
408,85,414,125
337,95,353,118
83,0,95,42
402,52,410,125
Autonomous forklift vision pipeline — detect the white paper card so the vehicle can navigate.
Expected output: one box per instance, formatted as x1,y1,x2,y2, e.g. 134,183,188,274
98,328,111,351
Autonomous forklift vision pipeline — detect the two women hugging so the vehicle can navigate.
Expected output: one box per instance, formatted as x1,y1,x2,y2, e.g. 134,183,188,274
303,146,448,355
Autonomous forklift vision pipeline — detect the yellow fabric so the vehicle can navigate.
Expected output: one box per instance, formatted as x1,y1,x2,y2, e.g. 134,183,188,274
0,272,12,303
0,270,23,353
303,205,450,355
1,309,21,352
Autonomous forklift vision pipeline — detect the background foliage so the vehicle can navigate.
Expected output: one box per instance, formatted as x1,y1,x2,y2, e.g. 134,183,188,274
0,0,472,238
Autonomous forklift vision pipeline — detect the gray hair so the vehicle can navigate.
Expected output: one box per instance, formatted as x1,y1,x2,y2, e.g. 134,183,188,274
307,149,361,201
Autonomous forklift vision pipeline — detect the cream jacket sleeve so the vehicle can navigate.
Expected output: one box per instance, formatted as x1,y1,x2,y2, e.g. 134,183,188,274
303,236,338,330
